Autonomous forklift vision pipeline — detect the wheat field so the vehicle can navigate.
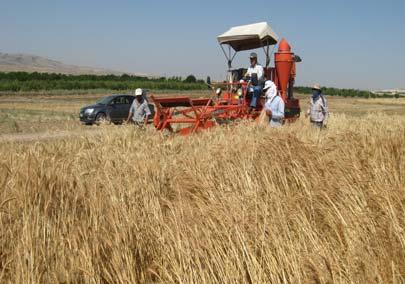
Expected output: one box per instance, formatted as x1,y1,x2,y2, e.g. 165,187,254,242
1,105,405,282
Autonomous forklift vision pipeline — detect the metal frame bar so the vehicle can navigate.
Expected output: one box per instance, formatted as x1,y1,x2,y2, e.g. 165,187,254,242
151,84,257,135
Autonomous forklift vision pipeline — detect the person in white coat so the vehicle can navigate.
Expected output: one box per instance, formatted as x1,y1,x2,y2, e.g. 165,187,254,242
263,80,285,127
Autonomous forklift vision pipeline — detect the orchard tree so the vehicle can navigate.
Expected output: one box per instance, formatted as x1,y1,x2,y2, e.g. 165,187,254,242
184,74,197,83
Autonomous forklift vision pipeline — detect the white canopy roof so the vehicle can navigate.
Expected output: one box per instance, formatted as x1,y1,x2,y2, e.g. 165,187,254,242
217,22,279,52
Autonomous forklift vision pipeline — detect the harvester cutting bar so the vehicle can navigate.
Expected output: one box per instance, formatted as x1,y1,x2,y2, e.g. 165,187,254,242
151,86,254,135
151,95,216,135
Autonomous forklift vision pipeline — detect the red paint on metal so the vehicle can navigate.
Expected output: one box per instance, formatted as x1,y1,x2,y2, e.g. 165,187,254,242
150,39,301,135
275,38,294,102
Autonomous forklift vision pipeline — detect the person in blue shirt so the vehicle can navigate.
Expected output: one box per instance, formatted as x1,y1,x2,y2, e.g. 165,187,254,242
263,80,285,127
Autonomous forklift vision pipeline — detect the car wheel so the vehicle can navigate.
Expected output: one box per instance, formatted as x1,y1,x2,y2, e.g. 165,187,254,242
95,112,108,125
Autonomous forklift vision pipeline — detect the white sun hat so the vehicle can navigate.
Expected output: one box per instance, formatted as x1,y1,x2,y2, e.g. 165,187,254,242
263,80,275,91
135,88,143,96
312,84,321,91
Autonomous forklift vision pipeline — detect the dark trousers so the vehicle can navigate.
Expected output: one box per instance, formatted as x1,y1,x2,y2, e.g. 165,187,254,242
130,121,145,128
311,121,325,128
249,85,263,109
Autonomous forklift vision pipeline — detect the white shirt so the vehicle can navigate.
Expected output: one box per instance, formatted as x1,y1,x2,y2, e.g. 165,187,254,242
246,64,264,84
129,98,151,122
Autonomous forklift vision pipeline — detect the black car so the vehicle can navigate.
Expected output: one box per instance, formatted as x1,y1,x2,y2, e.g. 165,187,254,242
80,94,135,125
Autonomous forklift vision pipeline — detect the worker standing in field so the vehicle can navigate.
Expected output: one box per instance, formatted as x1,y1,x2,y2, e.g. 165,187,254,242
306,84,328,128
242,52,264,111
125,88,151,126
263,80,285,127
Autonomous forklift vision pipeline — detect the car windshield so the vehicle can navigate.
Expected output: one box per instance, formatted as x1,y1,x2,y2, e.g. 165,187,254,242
96,96,114,105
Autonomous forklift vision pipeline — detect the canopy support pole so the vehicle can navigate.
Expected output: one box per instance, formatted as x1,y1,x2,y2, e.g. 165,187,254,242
229,45,232,69
262,44,276,68
220,44,231,69
230,50,237,66
262,40,270,68
220,44,237,70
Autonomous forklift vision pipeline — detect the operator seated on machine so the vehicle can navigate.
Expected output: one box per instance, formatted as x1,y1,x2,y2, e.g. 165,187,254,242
240,52,265,111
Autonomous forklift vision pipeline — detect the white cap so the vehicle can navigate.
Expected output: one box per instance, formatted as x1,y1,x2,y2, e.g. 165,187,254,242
135,88,143,96
263,80,274,91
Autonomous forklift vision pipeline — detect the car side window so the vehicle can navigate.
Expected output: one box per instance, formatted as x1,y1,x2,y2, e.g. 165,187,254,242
123,97,130,104
112,97,125,105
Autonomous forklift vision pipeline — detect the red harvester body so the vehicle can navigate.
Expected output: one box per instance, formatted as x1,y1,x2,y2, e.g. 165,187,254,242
151,22,301,135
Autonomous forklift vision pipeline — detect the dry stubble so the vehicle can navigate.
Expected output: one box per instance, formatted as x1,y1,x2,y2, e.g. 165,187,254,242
0,113,404,283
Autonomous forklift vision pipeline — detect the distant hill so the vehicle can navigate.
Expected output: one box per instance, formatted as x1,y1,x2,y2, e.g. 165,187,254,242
0,52,129,75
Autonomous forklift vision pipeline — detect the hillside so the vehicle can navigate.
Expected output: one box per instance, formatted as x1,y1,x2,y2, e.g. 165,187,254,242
0,52,125,75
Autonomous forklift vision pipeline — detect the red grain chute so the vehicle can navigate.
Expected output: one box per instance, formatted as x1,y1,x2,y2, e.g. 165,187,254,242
275,39,294,102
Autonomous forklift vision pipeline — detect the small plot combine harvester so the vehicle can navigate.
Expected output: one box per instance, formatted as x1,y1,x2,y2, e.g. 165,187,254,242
151,22,302,135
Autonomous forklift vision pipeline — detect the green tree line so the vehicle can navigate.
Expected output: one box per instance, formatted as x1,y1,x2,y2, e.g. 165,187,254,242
0,72,207,91
1,72,401,97
294,86,401,98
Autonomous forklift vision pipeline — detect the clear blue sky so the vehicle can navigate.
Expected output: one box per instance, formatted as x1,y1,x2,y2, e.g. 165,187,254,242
1,0,404,90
